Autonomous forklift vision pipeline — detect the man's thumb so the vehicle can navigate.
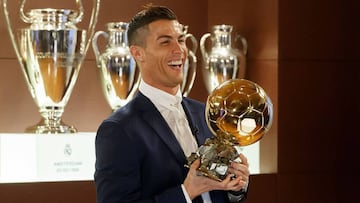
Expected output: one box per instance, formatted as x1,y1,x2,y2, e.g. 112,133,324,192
190,159,201,170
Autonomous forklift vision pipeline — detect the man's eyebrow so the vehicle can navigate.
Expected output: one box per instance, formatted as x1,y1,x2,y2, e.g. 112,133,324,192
156,34,185,40
156,35,173,40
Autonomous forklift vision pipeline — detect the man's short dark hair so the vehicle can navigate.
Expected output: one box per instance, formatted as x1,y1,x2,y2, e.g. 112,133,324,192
127,5,178,46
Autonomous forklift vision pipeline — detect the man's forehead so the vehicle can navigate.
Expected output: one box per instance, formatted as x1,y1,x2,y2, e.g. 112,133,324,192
148,20,185,35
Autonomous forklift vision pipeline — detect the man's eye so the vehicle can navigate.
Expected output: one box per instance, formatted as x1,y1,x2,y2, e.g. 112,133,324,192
160,40,170,45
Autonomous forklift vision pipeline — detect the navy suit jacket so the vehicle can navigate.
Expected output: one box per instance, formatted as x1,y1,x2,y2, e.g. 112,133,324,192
94,92,233,203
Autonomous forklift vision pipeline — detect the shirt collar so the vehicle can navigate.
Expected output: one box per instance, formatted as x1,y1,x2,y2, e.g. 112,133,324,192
139,80,183,110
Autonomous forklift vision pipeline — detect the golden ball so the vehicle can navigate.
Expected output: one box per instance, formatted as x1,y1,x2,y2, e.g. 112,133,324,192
205,79,273,146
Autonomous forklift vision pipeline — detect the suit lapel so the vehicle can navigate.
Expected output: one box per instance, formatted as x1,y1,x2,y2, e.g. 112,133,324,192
182,99,208,146
136,93,187,165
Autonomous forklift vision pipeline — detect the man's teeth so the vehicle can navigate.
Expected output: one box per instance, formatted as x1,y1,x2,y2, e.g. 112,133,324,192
168,60,182,66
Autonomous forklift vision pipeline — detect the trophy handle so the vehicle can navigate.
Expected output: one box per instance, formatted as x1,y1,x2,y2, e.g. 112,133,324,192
19,0,30,23
200,33,211,69
182,33,198,97
74,0,85,24
2,0,30,86
185,33,198,54
234,34,248,80
92,31,109,68
19,0,85,23
82,0,101,58
235,34,248,56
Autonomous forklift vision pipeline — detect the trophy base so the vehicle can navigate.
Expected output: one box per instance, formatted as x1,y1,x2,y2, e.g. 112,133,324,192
25,119,77,134
186,137,240,182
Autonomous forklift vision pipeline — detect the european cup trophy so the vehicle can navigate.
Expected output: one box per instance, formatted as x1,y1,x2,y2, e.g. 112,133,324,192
187,79,273,181
200,24,248,94
92,22,140,111
2,0,100,133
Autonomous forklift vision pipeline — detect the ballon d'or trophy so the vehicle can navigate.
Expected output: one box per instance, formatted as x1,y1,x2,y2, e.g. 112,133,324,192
200,24,248,93
2,0,100,133
181,25,198,97
92,22,140,111
187,79,273,181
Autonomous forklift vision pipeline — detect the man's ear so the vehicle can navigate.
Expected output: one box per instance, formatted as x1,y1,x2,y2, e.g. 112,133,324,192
130,45,144,62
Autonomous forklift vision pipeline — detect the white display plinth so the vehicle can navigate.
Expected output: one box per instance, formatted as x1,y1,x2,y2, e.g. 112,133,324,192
0,133,260,183
0,132,96,183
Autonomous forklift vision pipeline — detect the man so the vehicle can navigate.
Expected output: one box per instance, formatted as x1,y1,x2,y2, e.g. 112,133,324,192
94,5,250,203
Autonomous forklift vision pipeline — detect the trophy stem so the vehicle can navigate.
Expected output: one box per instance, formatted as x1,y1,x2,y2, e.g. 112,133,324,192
26,118,77,134
25,107,77,134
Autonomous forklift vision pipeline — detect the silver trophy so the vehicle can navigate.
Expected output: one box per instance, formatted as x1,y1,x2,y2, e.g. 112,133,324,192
92,22,140,111
200,24,248,93
181,25,197,97
2,0,100,133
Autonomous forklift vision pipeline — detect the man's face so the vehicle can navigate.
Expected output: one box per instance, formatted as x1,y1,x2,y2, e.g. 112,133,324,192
136,20,187,94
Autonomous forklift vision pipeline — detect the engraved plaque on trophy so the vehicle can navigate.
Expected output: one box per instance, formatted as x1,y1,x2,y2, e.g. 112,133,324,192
2,0,100,133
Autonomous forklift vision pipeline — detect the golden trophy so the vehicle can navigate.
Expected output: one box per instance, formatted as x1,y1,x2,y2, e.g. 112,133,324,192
92,22,140,111
187,79,273,181
2,0,100,133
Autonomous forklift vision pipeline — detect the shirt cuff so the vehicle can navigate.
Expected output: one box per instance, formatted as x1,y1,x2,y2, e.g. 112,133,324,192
181,184,192,203
227,182,249,202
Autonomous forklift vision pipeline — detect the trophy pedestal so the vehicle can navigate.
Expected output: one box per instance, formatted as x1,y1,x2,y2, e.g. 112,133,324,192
187,138,260,181
26,118,77,134
187,136,242,181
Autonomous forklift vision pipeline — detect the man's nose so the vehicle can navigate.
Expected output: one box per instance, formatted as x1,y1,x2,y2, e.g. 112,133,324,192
173,42,186,54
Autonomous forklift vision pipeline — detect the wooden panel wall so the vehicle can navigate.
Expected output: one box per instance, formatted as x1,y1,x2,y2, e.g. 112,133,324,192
277,0,359,202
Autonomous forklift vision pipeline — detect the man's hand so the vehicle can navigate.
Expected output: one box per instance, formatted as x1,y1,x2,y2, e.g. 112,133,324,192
227,153,250,192
183,153,250,200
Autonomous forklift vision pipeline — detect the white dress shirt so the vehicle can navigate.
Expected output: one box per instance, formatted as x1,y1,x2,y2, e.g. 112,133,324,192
139,80,212,203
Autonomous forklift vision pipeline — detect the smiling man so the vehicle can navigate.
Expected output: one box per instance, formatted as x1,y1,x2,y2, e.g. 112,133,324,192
94,5,250,203
129,18,186,95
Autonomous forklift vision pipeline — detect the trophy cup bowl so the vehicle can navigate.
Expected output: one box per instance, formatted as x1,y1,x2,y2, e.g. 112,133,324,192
2,0,100,133
92,22,140,111
187,79,273,181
